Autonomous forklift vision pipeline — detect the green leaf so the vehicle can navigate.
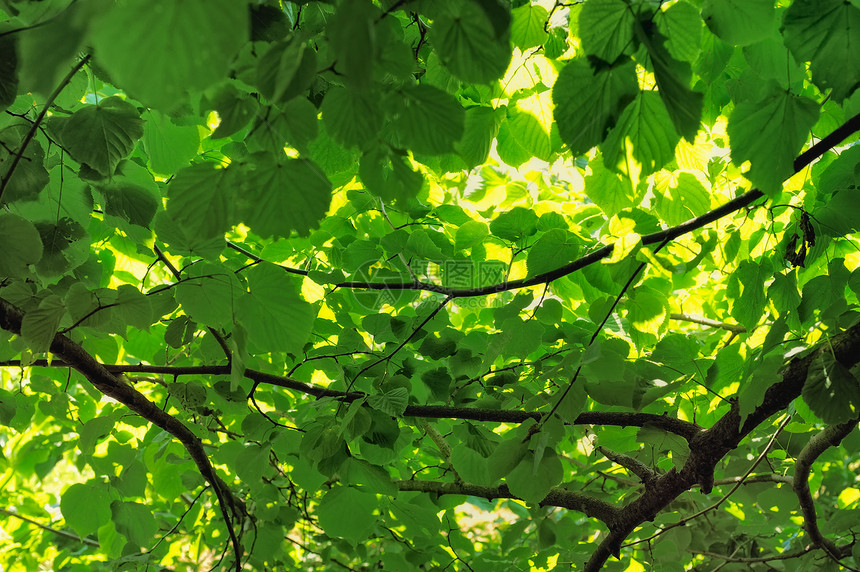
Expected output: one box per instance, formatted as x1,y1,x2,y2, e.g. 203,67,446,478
317,486,377,544
236,263,315,355
602,91,680,177
782,0,860,102
153,211,225,260
768,272,802,315
506,448,563,504
579,0,634,63
60,482,112,538
321,87,384,149
174,262,243,329
504,318,545,359
112,501,158,548
742,35,804,91
207,83,258,139
359,148,423,205
247,98,319,154
451,446,493,485
583,159,635,217
91,0,248,109
98,179,160,229
489,206,539,241
394,84,465,155
0,35,17,111
511,3,549,51
406,229,445,261
57,97,144,176
257,39,316,104
527,229,580,276
637,27,703,142
553,59,639,156
504,93,553,161
0,126,50,205
21,294,64,353
164,315,195,349
341,458,397,495
729,260,768,331
654,172,710,226
727,87,819,195
455,220,489,250
368,387,409,417
142,110,200,175
0,213,43,277
701,0,775,47
14,1,89,98
114,285,152,331
168,381,207,410
326,0,378,89
802,352,860,424
455,106,497,169
35,218,88,277
656,1,704,63
488,435,530,480
627,288,667,336
432,1,512,84
238,154,332,239
814,190,860,238
495,118,533,168
166,163,236,241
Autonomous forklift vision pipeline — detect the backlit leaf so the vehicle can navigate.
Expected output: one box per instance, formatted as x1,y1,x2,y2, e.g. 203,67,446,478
727,87,818,194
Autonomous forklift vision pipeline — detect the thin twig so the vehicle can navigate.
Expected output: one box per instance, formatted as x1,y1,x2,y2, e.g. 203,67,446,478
0,55,91,203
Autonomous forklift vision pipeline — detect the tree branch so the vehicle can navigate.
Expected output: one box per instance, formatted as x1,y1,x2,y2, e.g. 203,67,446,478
596,446,657,485
0,508,100,547
395,479,622,527
793,417,859,558
669,313,746,333
578,322,860,571
0,297,245,571
0,360,703,438
416,418,461,482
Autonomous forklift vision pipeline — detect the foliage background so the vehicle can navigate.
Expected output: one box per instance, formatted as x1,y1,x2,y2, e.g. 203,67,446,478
1,0,860,570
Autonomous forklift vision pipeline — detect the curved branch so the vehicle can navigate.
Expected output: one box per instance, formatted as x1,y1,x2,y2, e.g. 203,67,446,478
0,297,244,571
597,446,657,485
395,479,621,527
579,322,860,571
793,418,859,557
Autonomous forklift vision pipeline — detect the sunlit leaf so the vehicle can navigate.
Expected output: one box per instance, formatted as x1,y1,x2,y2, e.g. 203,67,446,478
727,87,818,194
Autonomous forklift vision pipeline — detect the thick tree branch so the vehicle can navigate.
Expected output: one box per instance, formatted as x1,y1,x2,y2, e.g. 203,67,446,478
395,480,621,527
0,297,244,571
793,418,859,557
579,322,860,571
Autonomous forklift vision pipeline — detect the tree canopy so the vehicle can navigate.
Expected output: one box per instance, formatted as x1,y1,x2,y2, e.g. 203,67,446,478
1,0,860,570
